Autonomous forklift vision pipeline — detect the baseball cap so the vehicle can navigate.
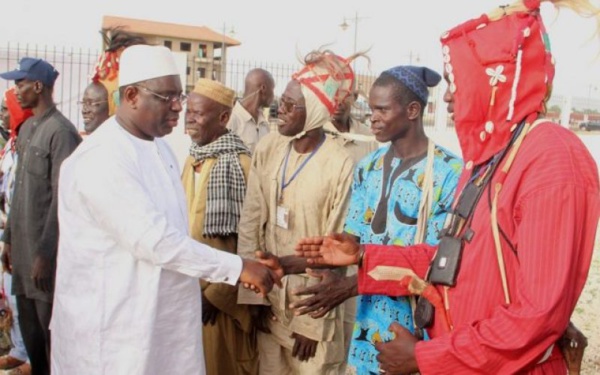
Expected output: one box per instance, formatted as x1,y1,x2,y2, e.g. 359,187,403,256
0,57,59,86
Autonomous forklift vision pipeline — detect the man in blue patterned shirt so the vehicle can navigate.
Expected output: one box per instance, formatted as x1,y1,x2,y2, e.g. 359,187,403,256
290,66,462,374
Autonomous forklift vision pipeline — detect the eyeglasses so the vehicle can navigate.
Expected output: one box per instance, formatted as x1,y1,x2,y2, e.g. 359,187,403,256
135,85,187,105
77,100,108,108
279,97,305,113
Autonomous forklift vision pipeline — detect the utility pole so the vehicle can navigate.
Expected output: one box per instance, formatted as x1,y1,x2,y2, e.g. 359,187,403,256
587,83,597,114
352,12,358,70
221,23,226,85
340,12,368,74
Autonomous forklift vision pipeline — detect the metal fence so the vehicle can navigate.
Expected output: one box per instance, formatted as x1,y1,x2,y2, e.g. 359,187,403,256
0,42,449,130
0,43,99,131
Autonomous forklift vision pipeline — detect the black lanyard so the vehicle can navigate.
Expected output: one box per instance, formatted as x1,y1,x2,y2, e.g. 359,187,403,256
371,146,428,235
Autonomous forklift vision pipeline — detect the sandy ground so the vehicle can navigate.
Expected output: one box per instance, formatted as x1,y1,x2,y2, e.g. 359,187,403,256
573,226,600,374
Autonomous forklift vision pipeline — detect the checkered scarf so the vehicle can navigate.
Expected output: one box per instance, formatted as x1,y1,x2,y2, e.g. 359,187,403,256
189,131,251,237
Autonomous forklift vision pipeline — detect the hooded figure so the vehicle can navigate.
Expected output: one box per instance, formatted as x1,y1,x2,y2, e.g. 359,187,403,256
295,2,600,375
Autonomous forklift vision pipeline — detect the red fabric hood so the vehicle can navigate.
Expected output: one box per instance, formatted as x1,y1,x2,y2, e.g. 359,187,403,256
4,87,33,136
441,5,553,165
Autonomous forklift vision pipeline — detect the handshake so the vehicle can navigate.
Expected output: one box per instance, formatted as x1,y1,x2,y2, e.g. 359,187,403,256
238,232,361,298
238,251,285,297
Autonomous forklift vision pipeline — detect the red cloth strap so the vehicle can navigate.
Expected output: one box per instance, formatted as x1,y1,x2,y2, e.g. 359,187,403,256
524,0,541,11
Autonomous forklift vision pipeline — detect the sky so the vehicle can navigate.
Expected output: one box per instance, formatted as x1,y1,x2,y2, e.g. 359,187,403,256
3,0,600,99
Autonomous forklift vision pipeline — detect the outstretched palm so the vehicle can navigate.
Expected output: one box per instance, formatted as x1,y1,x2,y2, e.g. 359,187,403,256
295,232,360,266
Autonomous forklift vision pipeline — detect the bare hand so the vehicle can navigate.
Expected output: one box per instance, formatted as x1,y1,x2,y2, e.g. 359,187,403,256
295,232,361,266
242,251,285,292
558,321,588,375
249,305,276,334
291,332,318,361
1,243,11,274
239,258,282,297
376,322,419,374
202,295,220,326
31,255,54,293
290,269,356,318
255,251,285,280
0,192,6,214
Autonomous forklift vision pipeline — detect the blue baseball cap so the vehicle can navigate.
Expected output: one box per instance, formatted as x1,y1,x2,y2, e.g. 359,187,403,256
0,57,59,86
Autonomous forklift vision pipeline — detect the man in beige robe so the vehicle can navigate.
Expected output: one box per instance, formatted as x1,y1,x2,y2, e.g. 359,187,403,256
324,92,378,164
182,78,257,375
237,51,358,375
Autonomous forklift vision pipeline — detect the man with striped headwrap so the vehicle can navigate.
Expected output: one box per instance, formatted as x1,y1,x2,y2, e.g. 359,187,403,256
181,78,257,375
237,50,356,374
295,1,600,374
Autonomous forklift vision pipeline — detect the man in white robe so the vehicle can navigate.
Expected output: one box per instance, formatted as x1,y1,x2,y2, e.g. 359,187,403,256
50,45,279,375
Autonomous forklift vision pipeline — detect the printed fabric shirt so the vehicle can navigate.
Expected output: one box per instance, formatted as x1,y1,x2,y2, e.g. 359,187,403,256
344,144,461,375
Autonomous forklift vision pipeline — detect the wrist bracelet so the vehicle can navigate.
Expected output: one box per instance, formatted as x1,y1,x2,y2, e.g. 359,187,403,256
357,246,365,268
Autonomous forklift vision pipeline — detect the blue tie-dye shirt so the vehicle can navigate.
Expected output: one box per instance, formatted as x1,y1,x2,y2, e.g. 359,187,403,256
344,144,462,375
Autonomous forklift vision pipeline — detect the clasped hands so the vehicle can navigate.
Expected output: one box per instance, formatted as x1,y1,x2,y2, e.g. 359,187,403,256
241,232,360,297
245,258,320,363
248,234,419,373
239,251,284,297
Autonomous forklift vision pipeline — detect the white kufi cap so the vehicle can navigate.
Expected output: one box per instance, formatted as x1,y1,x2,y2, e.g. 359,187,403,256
118,45,180,87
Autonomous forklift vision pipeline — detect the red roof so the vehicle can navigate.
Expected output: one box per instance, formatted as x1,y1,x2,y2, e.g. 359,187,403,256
102,15,241,47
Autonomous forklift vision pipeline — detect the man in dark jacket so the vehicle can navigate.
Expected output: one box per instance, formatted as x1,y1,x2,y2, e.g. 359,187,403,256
0,57,81,375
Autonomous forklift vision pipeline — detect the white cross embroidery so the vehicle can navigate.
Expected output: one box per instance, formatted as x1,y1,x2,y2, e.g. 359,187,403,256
486,65,507,86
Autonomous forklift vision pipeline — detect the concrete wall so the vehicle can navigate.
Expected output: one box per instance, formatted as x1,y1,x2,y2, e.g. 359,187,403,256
165,120,600,173
425,126,600,174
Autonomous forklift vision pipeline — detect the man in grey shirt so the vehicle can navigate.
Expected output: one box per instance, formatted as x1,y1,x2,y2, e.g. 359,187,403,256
227,68,274,152
0,57,81,375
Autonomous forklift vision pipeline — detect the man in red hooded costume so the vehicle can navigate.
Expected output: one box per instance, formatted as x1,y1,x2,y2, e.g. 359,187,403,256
295,1,600,373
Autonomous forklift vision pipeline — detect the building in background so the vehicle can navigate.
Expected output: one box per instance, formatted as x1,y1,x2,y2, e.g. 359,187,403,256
102,15,241,92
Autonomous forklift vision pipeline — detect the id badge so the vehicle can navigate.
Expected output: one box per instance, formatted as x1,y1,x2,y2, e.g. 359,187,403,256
276,205,290,229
